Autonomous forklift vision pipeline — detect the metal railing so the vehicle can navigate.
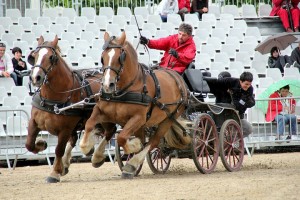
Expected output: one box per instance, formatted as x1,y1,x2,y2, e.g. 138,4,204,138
0,0,272,17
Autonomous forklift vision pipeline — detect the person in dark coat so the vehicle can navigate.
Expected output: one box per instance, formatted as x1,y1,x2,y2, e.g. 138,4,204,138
208,71,232,104
268,46,291,73
205,72,255,137
12,47,27,86
191,0,208,20
290,42,300,70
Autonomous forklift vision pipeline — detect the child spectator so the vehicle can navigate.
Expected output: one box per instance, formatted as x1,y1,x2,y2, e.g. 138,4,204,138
268,46,291,73
156,0,179,22
12,47,27,86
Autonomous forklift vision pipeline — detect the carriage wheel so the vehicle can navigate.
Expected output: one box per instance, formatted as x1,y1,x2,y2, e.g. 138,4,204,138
191,113,219,174
146,146,171,174
219,119,244,172
115,137,143,176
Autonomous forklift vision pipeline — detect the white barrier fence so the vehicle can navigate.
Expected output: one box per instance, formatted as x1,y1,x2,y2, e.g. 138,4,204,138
1,96,300,168
245,96,300,154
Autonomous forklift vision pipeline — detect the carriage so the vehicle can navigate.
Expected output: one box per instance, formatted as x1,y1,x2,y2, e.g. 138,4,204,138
114,68,244,175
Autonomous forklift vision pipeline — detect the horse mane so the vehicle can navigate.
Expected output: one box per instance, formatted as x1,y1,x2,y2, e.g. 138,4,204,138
41,41,72,71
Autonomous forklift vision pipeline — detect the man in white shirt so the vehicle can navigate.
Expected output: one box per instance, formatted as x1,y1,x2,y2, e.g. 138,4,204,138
0,43,17,85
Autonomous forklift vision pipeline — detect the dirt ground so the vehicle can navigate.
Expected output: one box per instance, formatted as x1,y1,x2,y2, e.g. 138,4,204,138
0,152,299,200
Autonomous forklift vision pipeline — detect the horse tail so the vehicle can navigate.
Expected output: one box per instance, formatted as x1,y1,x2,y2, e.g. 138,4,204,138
164,118,192,149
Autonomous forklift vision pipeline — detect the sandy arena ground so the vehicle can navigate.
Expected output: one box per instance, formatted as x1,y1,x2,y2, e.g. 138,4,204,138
0,152,299,200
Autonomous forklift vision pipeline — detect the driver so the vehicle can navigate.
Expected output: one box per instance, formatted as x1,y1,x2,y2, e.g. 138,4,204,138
139,23,196,74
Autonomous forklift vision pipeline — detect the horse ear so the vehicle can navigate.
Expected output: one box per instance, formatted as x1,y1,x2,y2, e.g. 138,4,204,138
52,35,58,47
38,36,44,46
104,32,110,41
119,31,126,45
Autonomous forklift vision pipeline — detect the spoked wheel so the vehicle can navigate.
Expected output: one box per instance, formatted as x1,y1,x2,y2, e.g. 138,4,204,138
115,136,143,176
219,119,244,172
191,113,219,174
146,144,171,174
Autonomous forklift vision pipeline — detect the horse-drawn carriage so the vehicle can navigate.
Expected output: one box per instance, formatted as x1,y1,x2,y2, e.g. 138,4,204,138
26,32,244,183
114,68,244,176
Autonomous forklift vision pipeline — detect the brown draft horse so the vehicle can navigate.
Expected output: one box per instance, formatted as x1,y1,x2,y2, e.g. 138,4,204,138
80,32,190,179
26,36,102,183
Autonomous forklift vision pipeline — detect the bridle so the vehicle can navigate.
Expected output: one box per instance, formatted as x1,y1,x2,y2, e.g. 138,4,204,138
29,45,58,86
101,36,126,82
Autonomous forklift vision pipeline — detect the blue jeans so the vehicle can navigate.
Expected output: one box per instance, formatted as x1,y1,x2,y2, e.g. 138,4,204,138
160,14,167,22
275,114,297,135
10,72,18,86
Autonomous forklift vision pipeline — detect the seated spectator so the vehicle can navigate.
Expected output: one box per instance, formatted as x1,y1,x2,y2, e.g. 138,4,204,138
265,85,297,140
290,42,300,70
268,46,291,73
140,23,196,74
178,0,191,21
0,43,17,85
156,0,179,22
12,47,27,86
270,0,300,32
191,0,208,20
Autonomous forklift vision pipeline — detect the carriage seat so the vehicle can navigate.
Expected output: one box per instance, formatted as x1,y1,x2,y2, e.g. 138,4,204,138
183,69,210,93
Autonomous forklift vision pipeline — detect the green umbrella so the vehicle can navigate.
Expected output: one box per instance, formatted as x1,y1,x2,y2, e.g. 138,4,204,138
256,79,300,113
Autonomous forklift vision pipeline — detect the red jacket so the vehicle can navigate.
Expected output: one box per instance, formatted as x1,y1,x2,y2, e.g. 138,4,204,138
270,0,300,16
178,0,191,12
265,91,296,122
148,34,196,74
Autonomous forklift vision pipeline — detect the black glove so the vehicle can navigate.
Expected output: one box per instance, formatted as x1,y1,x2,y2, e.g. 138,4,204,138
140,36,149,45
168,48,179,58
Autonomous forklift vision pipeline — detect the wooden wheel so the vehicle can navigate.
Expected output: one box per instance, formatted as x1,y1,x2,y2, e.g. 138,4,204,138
146,145,171,174
191,113,219,174
115,136,143,176
219,119,244,172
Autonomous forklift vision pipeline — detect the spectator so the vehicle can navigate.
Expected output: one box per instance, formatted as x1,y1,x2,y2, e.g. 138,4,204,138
205,72,255,137
178,0,191,21
290,42,300,70
0,43,17,85
270,0,300,32
191,0,208,20
140,23,196,74
268,46,291,73
265,85,296,140
156,0,179,22
12,47,27,86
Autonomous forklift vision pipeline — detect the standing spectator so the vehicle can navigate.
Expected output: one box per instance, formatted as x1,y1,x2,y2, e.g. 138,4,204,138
0,43,17,85
12,47,27,86
270,0,300,32
268,46,291,73
265,85,297,140
290,42,300,70
178,0,191,21
139,23,196,74
191,0,208,20
205,72,255,138
156,0,179,22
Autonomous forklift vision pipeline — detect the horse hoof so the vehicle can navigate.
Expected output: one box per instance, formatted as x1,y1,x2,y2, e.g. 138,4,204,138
121,171,134,179
92,159,105,168
122,164,136,173
46,176,60,183
86,147,95,156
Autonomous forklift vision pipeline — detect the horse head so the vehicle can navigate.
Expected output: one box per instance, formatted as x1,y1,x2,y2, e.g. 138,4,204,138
101,31,138,94
28,35,60,87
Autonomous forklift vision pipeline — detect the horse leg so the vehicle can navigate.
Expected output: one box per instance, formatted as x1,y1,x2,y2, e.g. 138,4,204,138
117,116,144,155
80,107,102,155
122,120,173,179
92,123,116,168
25,119,46,153
61,132,78,176
46,133,70,183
